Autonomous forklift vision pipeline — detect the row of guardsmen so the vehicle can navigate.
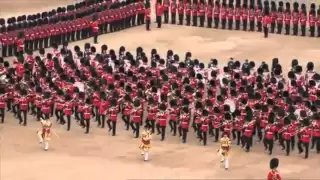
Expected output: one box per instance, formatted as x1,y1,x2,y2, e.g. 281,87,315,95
0,0,146,57
156,0,320,37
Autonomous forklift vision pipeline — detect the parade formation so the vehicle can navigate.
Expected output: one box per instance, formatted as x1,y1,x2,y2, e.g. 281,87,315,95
0,0,319,179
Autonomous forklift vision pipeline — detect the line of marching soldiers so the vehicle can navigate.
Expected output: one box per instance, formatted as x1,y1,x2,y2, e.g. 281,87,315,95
155,0,320,37
0,43,319,158
1,0,146,57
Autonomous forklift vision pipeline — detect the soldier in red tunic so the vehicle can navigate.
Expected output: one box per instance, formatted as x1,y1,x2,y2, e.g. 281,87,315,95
270,1,277,33
63,94,73,131
298,118,312,158
179,106,190,143
263,10,271,38
309,3,316,37
300,4,307,36
276,2,284,34
185,0,191,26
131,98,143,138
83,99,92,134
280,116,295,155
198,0,206,27
177,0,184,25
235,3,241,30
16,32,25,58
292,2,299,36
163,0,170,23
267,158,281,180
311,114,320,153
145,1,151,31
227,3,234,30
263,112,277,155
156,103,168,141
91,15,99,44
248,4,255,31
213,0,220,28
107,99,118,136
18,89,28,126
191,0,198,26
206,0,213,28
169,99,179,136
41,92,51,120
241,3,248,31
170,0,177,24
242,108,255,152
199,110,209,145
156,0,164,28
0,87,7,123
284,3,291,35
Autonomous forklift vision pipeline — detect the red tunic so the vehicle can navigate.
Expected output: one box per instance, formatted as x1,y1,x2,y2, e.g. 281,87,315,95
91,21,99,33
83,106,92,120
0,95,6,109
19,97,28,111
267,169,281,180
109,107,118,121
147,106,158,120
157,112,168,127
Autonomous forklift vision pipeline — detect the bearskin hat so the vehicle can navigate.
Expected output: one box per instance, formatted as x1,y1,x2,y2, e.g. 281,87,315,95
270,158,279,169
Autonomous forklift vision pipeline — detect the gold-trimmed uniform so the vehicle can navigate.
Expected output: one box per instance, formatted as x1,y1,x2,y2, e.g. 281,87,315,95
219,136,231,156
39,119,52,141
139,130,152,152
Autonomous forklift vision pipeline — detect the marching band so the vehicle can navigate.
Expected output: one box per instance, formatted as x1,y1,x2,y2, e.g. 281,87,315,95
0,44,319,165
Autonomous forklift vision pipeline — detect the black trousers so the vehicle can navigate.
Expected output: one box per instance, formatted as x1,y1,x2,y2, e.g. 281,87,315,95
214,128,220,142
235,20,240,30
199,131,207,145
199,16,205,27
293,24,298,35
171,13,176,24
263,27,268,38
169,120,177,136
301,25,306,36
156,124,166,141
186,14,191,25
178,14,183,25
92,32,98,44
214,17,219,28
130,121,140,138
257,21,262,32
164,10,169,23
228,19,233,30
0,108,5,123
270,22,276,33
18,109,27,126
192,15,198,26
146,19,151,30
263,138,274,155
243,20,248,31
311,136,320,153
85,119,90,134
310,26,315,37
249,20,254,31
66,115,71,131
156,16,162,28
242,136,252,152
277,23,283,34
107,120,117,136
146,119,155,134
298,140,309,158
232,130,241,145
122,115,130,130
285,24,290,35
207,17,212,28
178,127,188,143
317,26,320,37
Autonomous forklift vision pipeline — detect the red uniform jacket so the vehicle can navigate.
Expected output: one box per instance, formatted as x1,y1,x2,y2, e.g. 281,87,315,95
156,3,164,16
91,21,99,33
145,8,151,20
178,2,184,14
263,16,271,27
16,39,24,52
267,169,281,180
83,105,92,120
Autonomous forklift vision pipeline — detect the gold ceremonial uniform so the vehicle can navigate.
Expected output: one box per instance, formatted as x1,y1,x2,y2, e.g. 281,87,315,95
139,130,152,151
40,119,52,141
219,137,231,156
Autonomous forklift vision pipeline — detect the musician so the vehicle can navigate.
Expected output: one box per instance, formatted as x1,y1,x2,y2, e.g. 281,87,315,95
83,99,92,134
298,118,312,158
41,92,51,120
122,94,133,130
169,99,179,136
311,115,320,153
232,110,242,145
107,99,118,136
213,107,223,142
63,94,73,131
55,89,64,124
0,87,6,123
131,99,143,138
263,112,277,155
219,132,231,170
242,110,255,152
194,101,203,137
179,107,190,143
18,89,28,126
139,125,152,161
281,117,295,155
222,113,232,138
199,110,209,145
98,92,109,128
156,103,168,141
267,158,281,180
37,118,53,151
77,92,86,127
